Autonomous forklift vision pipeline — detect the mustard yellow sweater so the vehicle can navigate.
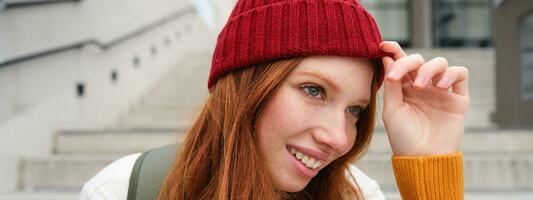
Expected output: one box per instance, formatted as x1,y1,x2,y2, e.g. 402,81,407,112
392,152,464,200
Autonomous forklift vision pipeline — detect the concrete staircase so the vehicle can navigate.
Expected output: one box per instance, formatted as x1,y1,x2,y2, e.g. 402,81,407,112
3,48,533,199
0,0,214,197
0,53,212,199
30,55,210,188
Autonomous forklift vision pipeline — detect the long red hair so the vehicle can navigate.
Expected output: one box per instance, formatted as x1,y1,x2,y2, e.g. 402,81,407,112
157,57,379,200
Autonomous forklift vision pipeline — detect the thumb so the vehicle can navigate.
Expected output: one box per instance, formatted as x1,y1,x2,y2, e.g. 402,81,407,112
382,56,403,119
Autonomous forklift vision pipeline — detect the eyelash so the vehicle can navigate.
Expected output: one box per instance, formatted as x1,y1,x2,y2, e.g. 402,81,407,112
300,84,365,119
346,107,364,120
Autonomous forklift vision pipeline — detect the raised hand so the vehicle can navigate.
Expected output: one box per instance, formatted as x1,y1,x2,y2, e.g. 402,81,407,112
379,41,470,156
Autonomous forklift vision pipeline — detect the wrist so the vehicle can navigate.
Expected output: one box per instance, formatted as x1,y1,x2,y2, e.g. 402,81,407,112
391,145,461,156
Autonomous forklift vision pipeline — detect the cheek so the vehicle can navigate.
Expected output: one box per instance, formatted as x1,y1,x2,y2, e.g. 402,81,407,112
258,88,311,140
342,123,360,155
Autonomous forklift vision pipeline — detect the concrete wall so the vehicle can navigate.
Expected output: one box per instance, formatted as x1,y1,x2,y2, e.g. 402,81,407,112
0,0,189,121
0,0,191,62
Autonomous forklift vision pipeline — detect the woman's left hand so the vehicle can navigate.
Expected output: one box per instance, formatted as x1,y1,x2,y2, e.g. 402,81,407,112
379,41,470,156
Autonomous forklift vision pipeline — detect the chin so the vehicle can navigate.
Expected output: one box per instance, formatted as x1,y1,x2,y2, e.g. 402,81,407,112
278,179,310,192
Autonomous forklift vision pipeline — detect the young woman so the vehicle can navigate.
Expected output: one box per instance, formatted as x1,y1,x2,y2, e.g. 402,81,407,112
81,0,468,199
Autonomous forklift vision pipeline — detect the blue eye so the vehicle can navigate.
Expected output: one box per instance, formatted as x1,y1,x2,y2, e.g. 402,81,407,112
302,85,322,98
346,106,364,118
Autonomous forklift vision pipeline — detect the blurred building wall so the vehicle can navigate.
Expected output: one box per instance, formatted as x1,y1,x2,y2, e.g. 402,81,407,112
361,0,493,48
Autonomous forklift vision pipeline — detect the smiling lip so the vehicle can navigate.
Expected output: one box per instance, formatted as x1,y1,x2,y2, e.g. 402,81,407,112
287,145,330,161
287,147,319,177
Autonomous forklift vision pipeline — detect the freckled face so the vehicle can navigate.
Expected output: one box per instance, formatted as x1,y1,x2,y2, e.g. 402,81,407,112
256,56,374,192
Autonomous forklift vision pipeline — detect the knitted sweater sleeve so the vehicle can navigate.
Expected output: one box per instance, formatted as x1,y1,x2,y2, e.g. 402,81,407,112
391,152,464,200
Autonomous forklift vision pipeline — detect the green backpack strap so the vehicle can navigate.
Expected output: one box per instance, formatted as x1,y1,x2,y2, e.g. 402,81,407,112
127,144,178,200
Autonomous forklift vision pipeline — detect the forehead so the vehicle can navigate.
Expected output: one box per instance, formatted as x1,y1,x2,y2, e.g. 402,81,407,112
291,56,374,93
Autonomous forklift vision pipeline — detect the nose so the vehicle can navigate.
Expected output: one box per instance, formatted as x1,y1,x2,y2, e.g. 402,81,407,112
312,108,352,154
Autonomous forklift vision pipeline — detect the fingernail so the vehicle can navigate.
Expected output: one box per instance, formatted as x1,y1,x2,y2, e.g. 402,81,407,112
414,76,426,86
438,76,450,88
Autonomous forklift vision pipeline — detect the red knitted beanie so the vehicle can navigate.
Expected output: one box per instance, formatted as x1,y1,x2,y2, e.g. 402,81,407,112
208,0,388,89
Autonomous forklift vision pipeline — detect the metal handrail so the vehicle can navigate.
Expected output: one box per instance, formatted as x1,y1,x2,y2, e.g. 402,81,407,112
0,6,196,67
1,0,81,10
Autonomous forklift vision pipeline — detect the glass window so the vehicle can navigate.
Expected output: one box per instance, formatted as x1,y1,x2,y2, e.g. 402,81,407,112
520,12,533,101
360,0,411,47
432,0,492,47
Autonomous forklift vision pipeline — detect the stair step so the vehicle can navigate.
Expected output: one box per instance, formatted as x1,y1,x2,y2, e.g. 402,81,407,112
0,191,78,200
368,129,533,154
54,129,185,154
125,109,200,122
357,153,533,191
132,105,202,114
56,128,533,155
20,155,121,190
142,98,199,105
21,151,533,190
119,117,193,129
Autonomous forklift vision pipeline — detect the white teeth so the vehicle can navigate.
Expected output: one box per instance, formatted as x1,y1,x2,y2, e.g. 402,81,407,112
307,158,316,167
313,161,322,169
289,146,323,169
296,151,303,159
301,155,309,164
305,158,315,168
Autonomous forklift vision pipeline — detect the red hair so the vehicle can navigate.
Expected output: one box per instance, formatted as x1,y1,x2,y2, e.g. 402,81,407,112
158,57,379,199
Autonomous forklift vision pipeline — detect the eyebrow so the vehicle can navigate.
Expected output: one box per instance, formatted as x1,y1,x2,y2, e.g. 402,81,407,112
294,71,370,106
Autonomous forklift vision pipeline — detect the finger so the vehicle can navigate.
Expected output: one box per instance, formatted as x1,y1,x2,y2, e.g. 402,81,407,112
380,41,407,60
382,56,404,116
435,66,470,96
387,54,425,82
412,57,449,88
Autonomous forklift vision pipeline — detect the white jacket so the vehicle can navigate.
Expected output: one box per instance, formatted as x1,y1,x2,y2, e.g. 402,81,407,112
79,153,385,200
